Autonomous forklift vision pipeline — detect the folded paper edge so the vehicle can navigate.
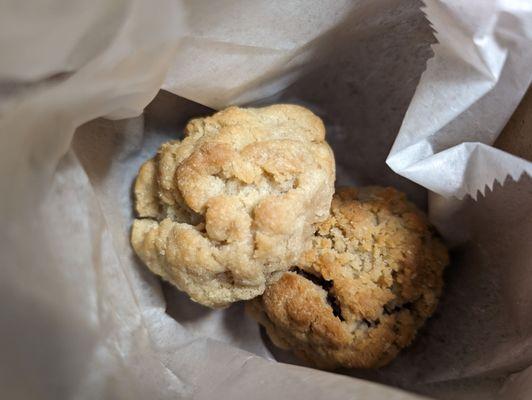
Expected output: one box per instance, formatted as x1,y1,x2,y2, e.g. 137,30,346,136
386,0,532,200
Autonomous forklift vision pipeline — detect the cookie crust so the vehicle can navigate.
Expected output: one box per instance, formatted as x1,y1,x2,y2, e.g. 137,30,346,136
131,105,335,308
247,187,448,368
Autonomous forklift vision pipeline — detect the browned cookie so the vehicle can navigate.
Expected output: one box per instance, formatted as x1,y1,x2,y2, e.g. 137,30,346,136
131,105,335,308
247,187,448,369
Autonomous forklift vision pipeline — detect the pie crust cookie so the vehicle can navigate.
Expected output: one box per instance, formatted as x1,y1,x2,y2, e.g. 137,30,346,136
131,105,335,308
247,187,448,368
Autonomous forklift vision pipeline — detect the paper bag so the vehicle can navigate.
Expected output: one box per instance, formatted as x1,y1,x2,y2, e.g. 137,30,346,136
1,1,531,399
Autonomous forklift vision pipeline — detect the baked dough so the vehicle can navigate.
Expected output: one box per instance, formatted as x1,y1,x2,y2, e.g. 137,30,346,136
247,187,448,369
131,105,335,308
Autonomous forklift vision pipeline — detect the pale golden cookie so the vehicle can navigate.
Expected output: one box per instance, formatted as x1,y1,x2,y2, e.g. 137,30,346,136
247,187,448,369
131,105,335,308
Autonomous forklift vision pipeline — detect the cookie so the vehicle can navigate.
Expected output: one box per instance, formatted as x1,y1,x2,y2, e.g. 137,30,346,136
131,105,335,308
247,187,448,369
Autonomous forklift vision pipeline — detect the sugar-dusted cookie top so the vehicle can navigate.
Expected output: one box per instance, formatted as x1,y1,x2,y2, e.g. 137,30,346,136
131,105,335,308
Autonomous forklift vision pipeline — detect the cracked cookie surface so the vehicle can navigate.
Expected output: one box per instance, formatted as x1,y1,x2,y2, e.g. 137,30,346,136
247,187,448,369
131,105,335,308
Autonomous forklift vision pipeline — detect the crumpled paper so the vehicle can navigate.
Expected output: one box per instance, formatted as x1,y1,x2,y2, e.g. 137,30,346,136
1,0,531,400
386,0,532,199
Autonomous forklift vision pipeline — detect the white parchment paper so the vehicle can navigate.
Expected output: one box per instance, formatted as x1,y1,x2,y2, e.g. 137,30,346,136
387,0,532,199
1,1,531,399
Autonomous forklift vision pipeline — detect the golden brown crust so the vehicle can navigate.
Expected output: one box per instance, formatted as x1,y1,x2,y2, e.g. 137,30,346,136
131,105,335,308
247,186,449,369
134,159,160,218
